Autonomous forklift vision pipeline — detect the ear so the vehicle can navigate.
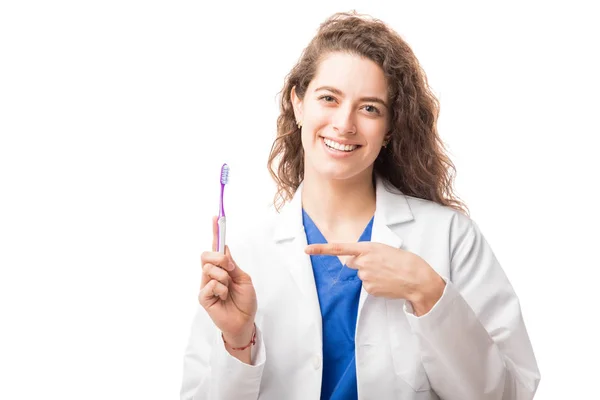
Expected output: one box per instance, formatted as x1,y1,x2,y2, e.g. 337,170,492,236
383,132,393,147
291,86,303,123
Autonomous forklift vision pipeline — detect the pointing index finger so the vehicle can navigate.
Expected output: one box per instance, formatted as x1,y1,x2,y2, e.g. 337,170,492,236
305,243,365,256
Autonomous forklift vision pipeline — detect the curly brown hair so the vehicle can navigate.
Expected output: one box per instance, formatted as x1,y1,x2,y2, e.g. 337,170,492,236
267,11,468,215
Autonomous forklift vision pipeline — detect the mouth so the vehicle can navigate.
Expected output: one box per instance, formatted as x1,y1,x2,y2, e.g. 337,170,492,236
321,137,362,153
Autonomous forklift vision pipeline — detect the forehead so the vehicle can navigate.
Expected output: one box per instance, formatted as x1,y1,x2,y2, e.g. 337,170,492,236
309,52,388,97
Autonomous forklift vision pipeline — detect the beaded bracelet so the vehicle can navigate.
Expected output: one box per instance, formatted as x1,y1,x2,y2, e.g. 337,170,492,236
222,326,256,351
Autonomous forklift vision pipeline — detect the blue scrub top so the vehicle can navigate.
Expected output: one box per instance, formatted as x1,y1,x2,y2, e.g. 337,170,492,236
302,209,374,400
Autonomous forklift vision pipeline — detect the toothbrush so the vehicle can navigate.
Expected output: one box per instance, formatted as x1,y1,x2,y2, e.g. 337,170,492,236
217,163,229,254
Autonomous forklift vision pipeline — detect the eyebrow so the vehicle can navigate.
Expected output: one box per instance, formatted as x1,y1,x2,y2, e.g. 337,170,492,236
315,86,388,108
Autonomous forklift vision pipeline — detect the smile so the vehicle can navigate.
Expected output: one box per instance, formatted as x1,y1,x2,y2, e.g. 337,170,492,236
322,137,360,152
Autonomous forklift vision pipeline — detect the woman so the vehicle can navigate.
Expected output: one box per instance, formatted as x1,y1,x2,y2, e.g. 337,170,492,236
181,11,540,400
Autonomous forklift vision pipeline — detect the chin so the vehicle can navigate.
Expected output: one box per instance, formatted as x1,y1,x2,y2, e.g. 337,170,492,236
314,163,371,182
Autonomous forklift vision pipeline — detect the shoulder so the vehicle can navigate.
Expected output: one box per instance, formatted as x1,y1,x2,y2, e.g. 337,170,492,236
400,192,470,224
396,194,498,277
398,192,477,244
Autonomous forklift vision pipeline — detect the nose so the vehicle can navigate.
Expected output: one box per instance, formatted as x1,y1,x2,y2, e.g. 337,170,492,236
332,105,356,135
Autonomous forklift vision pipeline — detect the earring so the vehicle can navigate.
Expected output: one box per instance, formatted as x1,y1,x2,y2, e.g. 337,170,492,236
383,138,390,148
297,120,302,128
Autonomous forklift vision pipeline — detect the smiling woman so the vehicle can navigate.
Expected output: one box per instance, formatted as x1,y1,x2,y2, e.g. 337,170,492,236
267,12,464,217
181,11,540,400
291,53,390,181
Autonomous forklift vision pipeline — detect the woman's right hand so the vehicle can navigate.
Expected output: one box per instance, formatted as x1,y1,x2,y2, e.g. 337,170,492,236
199,216,257,348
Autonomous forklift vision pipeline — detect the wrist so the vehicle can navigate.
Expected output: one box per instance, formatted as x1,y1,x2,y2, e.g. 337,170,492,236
410,274,445,316
222,323,255,348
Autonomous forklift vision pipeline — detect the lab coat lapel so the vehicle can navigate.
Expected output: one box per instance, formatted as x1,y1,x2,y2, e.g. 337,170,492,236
357,177,414,318
273,182,323,339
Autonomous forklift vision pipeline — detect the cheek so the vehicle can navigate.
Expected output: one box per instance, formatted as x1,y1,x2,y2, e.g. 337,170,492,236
300,130,308,149
300,129,317,152
305,103,331,126
363,126,387,147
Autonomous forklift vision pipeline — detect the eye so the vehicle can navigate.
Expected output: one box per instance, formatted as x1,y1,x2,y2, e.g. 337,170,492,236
363,104,381,115
318,95,336,103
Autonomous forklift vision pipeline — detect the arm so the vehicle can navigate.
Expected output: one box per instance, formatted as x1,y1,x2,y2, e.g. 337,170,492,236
405,219,540,400
180,306,266,400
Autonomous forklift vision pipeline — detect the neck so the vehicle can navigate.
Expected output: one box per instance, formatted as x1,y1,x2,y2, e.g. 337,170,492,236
301,170,376,233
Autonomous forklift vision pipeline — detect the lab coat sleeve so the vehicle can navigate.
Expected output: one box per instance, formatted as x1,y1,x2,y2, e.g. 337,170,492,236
180,305,266,400
404,218,540,400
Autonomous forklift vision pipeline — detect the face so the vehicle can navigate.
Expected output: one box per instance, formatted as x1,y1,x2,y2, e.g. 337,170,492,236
292,52,390,184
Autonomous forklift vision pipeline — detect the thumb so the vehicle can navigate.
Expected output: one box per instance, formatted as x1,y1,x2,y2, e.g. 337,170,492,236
345,255,359,270
224,245,250,280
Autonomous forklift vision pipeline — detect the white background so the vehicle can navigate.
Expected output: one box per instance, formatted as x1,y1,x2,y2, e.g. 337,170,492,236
1,1,598,398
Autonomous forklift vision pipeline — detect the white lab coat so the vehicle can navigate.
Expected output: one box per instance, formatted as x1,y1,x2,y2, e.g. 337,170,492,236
181,177,540,400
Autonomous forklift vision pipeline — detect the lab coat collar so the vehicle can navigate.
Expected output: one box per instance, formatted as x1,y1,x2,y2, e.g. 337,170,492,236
272,175,414,242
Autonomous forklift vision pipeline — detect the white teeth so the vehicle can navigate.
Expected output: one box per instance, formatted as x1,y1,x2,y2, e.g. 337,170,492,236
323,138,358,152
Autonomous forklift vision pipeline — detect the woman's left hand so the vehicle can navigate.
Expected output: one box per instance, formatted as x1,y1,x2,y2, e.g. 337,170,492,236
305,242,446,316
